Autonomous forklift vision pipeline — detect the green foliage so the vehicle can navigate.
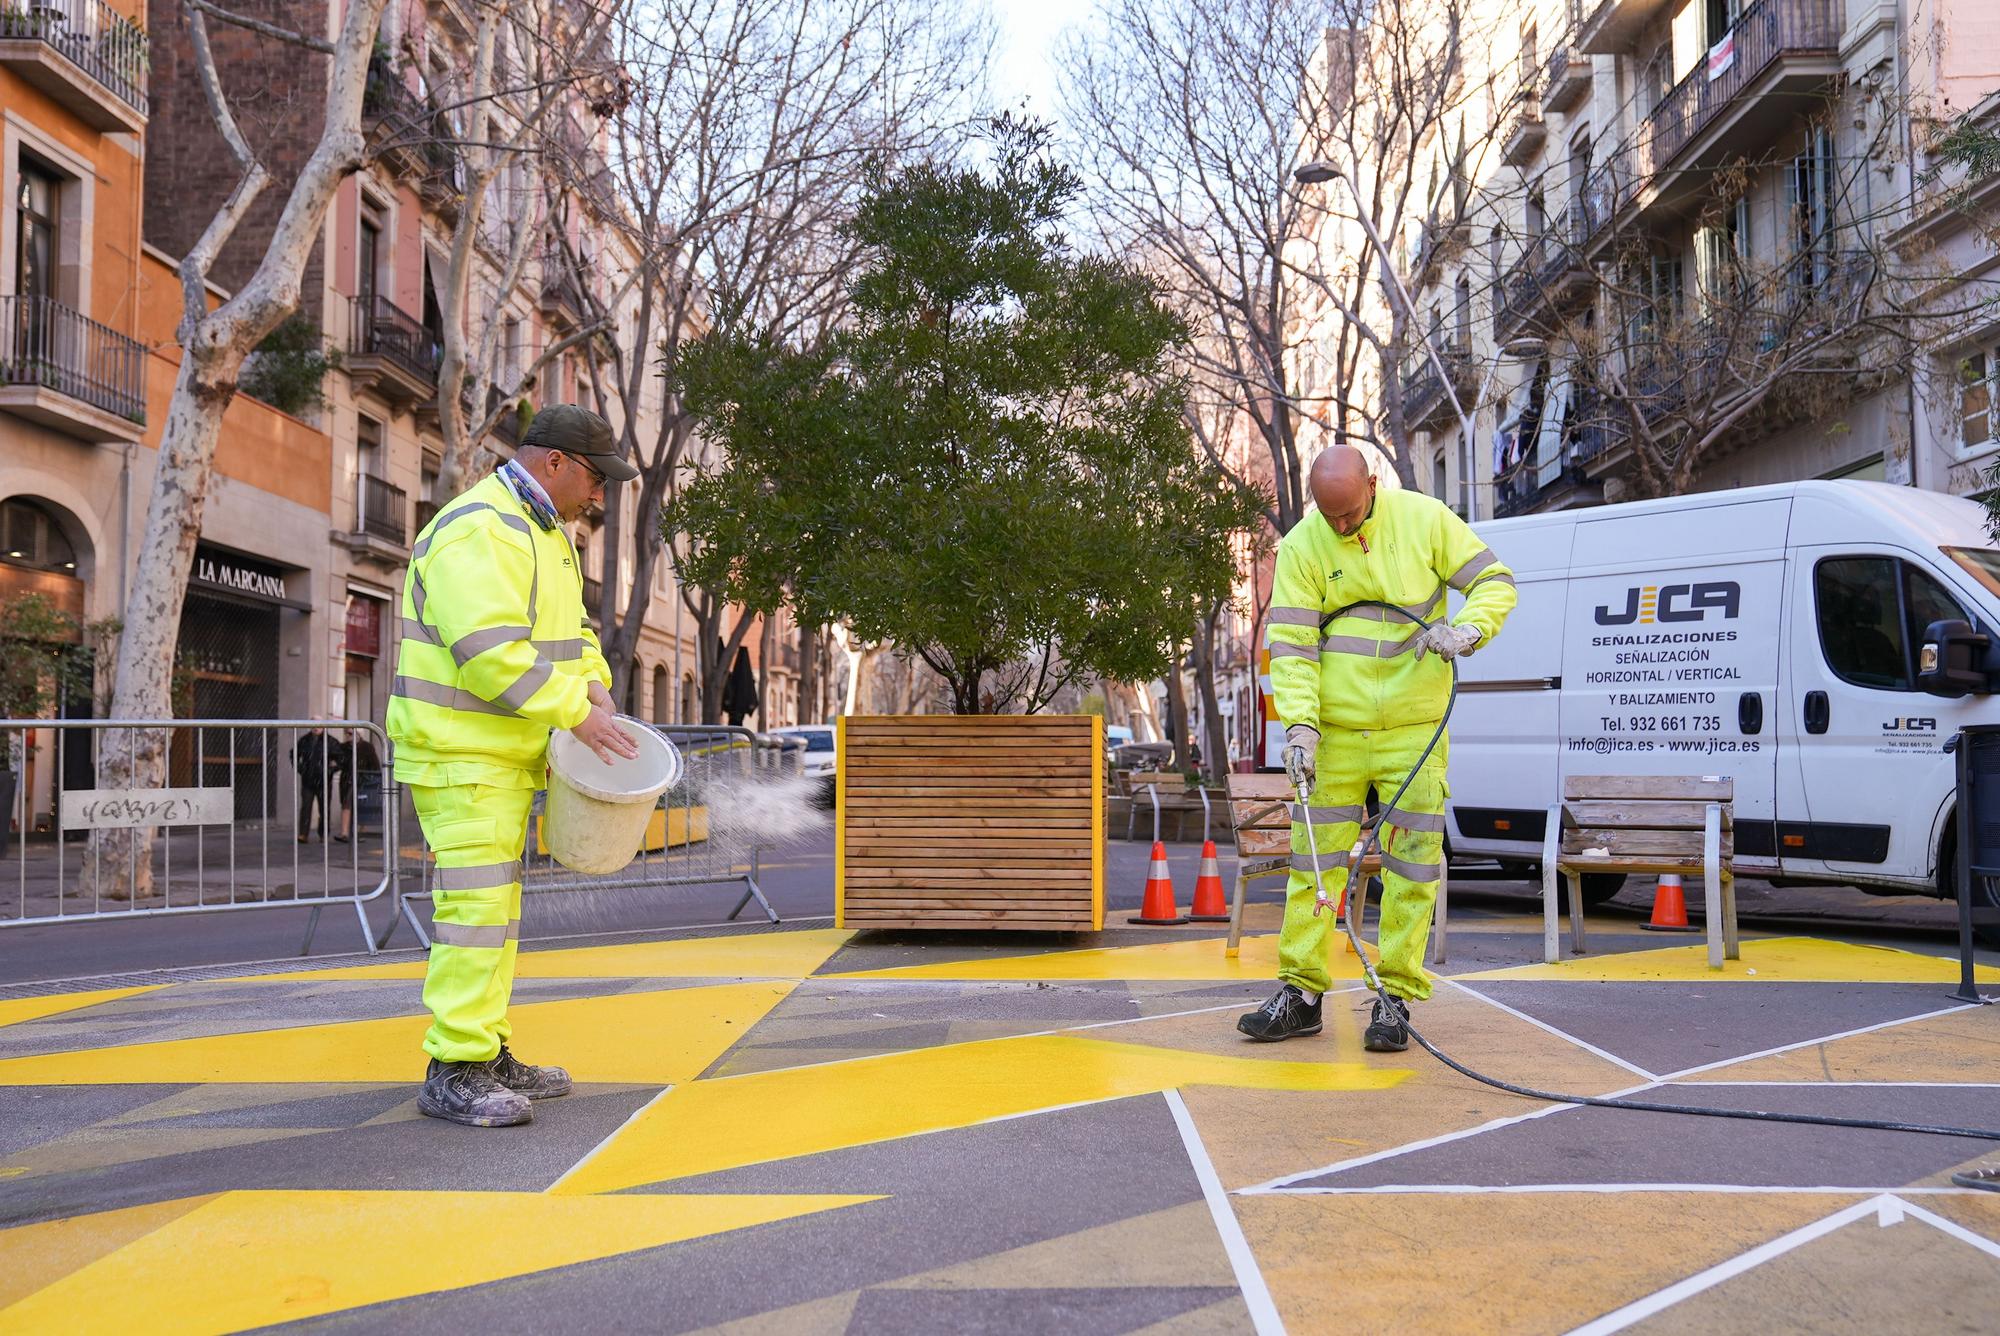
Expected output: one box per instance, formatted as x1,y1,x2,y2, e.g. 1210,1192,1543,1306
671,118,1260,713
239,316,341,416
0,594,116,767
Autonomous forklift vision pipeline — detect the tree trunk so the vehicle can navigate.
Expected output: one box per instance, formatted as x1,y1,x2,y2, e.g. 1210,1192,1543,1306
1192,605,1228,783
757,616,775,722
796,622,819,726
1164,645,1191,773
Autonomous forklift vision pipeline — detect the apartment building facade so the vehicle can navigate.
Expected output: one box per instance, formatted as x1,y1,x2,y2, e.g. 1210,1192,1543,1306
1300,0,1999,522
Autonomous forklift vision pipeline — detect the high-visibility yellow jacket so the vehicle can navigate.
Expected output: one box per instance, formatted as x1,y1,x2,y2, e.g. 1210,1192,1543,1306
1268,487,1516,734
388,470,612,788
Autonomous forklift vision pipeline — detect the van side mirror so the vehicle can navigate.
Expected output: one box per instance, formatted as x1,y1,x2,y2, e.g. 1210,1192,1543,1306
1917,619,1990,697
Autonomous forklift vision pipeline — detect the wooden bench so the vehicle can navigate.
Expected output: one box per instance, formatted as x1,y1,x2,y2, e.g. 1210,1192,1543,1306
1124,771,1215,844
1219,774,1446,960
1542,774,1738,967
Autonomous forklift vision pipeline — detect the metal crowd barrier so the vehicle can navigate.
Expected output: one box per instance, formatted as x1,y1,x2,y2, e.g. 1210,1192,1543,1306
0,718,397,955
383,724,809,950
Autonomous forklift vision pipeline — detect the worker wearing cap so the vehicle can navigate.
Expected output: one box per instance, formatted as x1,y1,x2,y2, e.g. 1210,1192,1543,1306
1238,444,1515,1051
389,404,643,1127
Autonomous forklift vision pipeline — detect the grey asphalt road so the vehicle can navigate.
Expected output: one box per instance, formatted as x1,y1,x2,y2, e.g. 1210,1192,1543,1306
0,825,1988,987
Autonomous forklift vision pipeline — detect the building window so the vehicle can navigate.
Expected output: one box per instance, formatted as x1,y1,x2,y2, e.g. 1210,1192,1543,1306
1962,346,1997,449
15,159,58,301
358,198,385,309
358,414,385,479
1788,127,1837,294
653,664,670,724
1641,43,1672,119
1704,0,1743,48
1519,21,1538,95
682,672,696,724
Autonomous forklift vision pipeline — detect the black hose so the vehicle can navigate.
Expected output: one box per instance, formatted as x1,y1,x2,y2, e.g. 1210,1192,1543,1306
1314,597,2000,1143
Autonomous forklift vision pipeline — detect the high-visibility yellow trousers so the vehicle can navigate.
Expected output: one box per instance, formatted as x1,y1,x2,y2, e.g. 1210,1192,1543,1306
1277,722,1448,1002
412,782,536,1063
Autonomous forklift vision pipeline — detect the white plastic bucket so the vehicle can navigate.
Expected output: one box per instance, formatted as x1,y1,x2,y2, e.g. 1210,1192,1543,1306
544,716,684,874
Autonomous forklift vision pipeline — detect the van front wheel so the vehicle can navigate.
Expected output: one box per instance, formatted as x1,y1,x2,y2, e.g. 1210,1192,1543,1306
1938,824,2000,949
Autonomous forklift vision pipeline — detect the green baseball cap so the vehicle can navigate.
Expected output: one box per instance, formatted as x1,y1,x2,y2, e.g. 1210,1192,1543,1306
521,404,639,482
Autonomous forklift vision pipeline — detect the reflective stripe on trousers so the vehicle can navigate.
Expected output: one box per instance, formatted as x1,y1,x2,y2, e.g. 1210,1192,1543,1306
1276,720,1448,1002
413,780,537,1063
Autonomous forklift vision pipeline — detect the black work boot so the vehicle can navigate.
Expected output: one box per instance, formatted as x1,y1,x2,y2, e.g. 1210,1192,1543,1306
1237,984,1323,1042
418,1058,533,1127
1363,996,1411,1053
490,1045,573,1100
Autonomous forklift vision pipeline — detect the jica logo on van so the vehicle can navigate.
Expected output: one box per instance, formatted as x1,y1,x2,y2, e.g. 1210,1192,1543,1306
1594,581,1742,626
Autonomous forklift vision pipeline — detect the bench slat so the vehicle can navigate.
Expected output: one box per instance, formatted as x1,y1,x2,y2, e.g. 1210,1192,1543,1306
1226,774,1298,800
1565,774,1734,801
1564,800,1733,830
1564,829,1733,858
1555,855,1723,875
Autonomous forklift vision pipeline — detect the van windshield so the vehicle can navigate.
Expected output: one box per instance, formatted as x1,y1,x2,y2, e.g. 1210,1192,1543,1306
1944,547,2000,599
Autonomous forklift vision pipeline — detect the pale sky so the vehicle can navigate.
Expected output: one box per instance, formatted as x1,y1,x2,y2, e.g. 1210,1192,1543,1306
990,0,1075,123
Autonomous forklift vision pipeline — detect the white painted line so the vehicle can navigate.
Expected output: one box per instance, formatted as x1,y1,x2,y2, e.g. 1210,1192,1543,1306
1659,1004,1981,1081
546,1084,674,1193
1447,980,1659,1080
1674,1080,2000,1088
1240,1002,1984,1196
1561,1194,1893,1335
1166,1089,1285,1336
1236,1078,1663,1195
1265,1183,1990,1197
1895,1196,2000,1259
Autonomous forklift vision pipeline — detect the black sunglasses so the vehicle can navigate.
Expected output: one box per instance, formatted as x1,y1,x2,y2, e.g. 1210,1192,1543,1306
563,451,607,484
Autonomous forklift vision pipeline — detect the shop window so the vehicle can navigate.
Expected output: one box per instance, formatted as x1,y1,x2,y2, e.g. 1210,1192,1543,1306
1815,556,1969,691
0,498,77,572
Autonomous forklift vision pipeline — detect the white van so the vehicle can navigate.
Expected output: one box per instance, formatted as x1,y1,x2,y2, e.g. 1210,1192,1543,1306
1451,480,2000,927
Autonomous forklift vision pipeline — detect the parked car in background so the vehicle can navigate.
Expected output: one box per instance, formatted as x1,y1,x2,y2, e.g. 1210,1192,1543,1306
772,724,837,806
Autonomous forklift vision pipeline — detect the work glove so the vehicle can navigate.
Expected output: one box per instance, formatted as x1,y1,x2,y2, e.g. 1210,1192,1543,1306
1414,622,1481,662
1282,724,1319,796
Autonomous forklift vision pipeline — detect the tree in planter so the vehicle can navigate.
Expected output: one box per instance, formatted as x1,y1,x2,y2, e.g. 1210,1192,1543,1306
672,119,1261,715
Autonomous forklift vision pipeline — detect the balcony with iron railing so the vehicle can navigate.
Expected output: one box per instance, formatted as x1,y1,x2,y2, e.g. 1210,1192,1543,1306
1501,96,1547,168
1543,43,1591,114
354,472,409,546
1494,389,1607,517
347,295,440,408
1637,0,1839,183
0,0,148,132
362,57,429,181
1583,0,1840,240
1576,0,1676,54
0,293,147,441
1400,342,1474,431
1494,201,1596,339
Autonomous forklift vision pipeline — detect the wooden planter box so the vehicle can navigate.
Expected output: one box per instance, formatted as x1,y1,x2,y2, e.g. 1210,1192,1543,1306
836,714,1103,931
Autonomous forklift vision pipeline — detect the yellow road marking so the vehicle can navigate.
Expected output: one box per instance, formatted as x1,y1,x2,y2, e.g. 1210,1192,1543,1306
0,1190,877,1333
1456,936,2000,985
0,981,792,1087
553,1032,1408,1196
825,933,1368,983
0,987,160,1030
218,928,854,983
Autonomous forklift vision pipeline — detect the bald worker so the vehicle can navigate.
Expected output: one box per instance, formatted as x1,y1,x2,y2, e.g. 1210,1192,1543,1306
1239,446,1516,1050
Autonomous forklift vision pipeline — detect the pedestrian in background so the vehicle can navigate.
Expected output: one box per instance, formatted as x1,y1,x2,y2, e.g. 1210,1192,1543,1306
388,405,641,1128
291,720,328,845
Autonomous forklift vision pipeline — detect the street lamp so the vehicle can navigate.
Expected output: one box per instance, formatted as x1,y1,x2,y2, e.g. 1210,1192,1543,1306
1293,160,1541,521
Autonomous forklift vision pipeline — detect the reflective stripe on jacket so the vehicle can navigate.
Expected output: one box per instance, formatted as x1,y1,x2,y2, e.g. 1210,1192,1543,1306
1268,487,1516,734
387,470,611,781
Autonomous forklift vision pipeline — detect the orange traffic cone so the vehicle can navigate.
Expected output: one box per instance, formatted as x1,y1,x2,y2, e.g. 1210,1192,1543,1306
1639,873,1699,933
1129,840,1188,925
1189,840,1229,921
